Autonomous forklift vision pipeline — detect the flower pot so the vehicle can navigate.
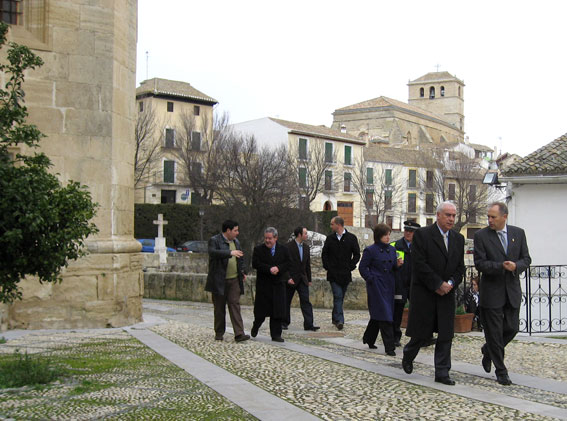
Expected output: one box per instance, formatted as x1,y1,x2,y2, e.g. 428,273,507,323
454,313,474,333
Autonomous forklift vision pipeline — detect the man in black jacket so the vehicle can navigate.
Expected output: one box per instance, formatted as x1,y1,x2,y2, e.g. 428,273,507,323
251,227,290,342
392,220,420,346
402,202,465,385
205,220,249,343
321,216,360,330
282,226,319,331
474,202,531,386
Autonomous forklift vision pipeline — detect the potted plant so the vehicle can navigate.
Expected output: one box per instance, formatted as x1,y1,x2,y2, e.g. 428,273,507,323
454,304,474,333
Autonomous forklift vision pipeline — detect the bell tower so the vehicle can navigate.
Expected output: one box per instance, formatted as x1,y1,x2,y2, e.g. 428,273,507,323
408,71,465,132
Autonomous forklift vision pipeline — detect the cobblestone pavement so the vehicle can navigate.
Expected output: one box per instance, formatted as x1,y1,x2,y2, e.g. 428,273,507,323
1,299,565,420
144,299,567,420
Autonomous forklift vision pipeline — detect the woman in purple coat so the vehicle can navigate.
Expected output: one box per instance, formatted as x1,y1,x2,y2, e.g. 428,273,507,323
359,223,402,355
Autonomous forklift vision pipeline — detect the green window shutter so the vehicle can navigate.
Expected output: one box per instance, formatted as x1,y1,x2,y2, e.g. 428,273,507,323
299,167,307,188
299,138,307,160
344,145,352,165
164,160,175,183
409,169,417,188
325,142,333,163
385,169,392,186
366,167,373,184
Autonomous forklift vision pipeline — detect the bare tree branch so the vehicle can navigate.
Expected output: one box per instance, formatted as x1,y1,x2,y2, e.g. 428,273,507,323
134,104,161,187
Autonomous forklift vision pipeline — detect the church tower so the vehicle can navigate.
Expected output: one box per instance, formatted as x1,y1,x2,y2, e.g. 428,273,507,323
408,71,465,132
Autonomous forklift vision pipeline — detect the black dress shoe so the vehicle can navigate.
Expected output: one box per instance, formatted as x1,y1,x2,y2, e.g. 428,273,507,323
251,324,259,338
282,324,288,330
367,344,377,349
337,323,343,330
394,340,401,347
304,326,320,331
435,376,456,386
272,337,284,342
386,350,396,356
235,334,250,343
481,347,491,373
215,335,223,341
402,357,413,374
496,374,512,385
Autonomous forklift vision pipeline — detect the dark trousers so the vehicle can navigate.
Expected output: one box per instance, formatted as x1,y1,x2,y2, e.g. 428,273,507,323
253,315,283,339
211,277,244,337
403,337,452,377
330,281,348,324
363,319,395,352
283,282,315,329
480,303,520,376
392,299,406,341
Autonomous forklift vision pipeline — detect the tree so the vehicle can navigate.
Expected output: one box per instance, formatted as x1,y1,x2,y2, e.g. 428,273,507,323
134,103,161,187
351,157,404,227
215,135,300,263
0,23,98,303
288,141,336,210
175,110,231,205
424,149,497,232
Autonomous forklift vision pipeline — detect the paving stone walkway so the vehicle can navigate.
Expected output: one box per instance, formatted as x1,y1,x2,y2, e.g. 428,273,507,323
1,299,566,420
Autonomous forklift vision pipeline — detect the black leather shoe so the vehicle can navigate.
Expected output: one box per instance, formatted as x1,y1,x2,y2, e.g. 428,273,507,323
337,323,344,330
481,347,492,373
402,357,413,374
282,324,288,330
394,340,401,347
235,334,250,343
304,326,320,331
251,324,259,338
496,374,512,385
386,350,396,356
215,335,223,341
272,337,284,342
435,376,456,386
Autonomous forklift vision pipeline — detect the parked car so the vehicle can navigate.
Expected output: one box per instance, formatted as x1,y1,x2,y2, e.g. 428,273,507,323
137,239,176,253
176,240,208,253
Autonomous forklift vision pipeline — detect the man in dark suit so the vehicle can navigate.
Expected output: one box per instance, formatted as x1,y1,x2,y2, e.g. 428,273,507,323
322,216,360,330
251,227,290,342
474,202,531,386
392,220,420,347
402,201,465,385
282,226,320,331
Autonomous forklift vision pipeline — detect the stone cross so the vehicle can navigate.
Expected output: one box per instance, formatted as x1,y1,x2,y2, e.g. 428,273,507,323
153,214,168,239
153,214,169,264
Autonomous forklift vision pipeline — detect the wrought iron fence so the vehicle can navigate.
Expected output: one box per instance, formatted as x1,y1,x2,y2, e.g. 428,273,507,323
458,265,567,334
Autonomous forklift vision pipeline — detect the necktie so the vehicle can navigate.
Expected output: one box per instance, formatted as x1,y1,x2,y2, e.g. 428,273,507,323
271,246,275,256
443,232,449,251
498,231,508,253
298,244,303,261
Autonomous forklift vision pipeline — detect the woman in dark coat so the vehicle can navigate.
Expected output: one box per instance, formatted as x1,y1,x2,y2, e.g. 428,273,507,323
359,223,402,355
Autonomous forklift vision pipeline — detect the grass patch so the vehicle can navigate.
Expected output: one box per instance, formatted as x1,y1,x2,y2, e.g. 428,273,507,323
69,379,110,395
0,337,6,344
0,351,66,388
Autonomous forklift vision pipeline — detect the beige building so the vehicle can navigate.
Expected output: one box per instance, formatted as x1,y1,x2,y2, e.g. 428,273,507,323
135,78,217,205
232,117,366,226
331,71,465,146
1,0,142,330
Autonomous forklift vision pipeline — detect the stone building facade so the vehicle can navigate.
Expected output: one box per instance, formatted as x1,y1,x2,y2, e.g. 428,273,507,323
1,0,142,330
135,78,217,205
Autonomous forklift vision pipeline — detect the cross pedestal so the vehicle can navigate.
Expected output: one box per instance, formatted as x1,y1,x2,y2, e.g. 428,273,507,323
153,214,169,264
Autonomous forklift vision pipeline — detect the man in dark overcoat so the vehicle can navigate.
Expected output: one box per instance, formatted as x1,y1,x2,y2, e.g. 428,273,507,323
321,216,360,330
282,226,320,331
205,219,249,342
392,220,420,346
251,227,290,342
402,202,465,385
474,202,531,386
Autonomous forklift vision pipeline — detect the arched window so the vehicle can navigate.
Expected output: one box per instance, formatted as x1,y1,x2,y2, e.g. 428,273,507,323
323,201,332,211
419,87,424,98
440,86,445,97
429,86,435,99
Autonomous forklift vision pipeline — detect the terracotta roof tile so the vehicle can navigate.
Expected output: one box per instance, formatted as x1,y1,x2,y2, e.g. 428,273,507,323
269,117,365,144
503,133,567,176
136,78,217,104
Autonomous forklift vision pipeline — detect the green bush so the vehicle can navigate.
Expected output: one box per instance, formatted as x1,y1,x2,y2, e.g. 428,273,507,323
0,351,66,388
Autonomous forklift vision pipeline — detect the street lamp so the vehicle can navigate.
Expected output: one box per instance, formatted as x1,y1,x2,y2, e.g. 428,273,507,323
199,208,205,241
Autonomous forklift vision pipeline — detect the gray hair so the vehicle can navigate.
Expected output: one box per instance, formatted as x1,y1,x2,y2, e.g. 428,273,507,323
436,201,456,214
264,226,278,237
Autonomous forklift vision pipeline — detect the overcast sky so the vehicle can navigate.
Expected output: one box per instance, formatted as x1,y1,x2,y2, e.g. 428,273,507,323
137,0,566,157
